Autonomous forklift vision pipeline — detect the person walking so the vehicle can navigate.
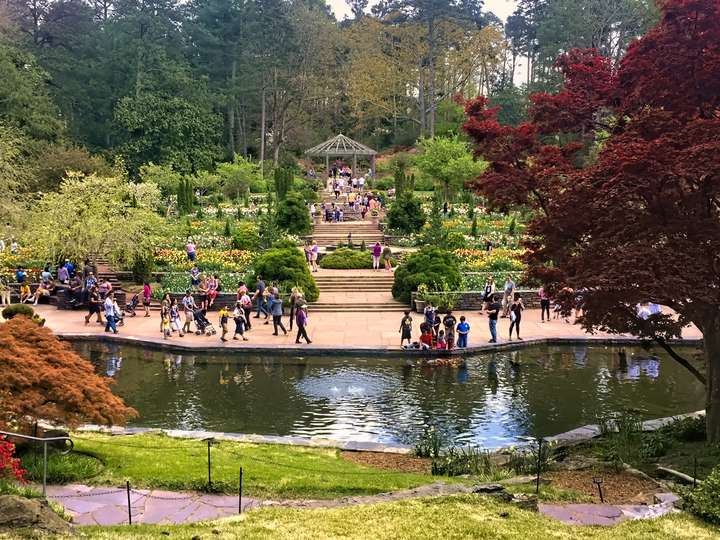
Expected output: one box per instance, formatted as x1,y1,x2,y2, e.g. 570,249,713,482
372,242,382,270
310,241,319,272
252,275,267,318
169,298,184,337
487,294,501,343
182,290,197,334
239,288,253,330
218,306,230,342
509,294,524,340
539,286,551,322
142,281,152,317
232,301,249,341
270,293,288,335
399,311,413,347
85,286,103,325
160,292,171,333
288,287,303,330
104,292,119,334
456,316,470,348
295,304,312,344
0,275,10,306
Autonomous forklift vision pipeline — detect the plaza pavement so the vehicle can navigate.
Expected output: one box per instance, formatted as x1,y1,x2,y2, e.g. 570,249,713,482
29,303,702,352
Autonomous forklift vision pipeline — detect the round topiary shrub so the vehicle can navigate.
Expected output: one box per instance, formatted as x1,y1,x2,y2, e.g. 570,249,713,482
387,194,426,234
276,192,311,235
320,248,372,269
232,222,261,250
392,247,461,303
254,245,319,301
2,304,35,320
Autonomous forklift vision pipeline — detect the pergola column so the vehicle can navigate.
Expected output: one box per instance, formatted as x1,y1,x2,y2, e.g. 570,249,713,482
325,154,329,180
370,155,376,178
352,154,357,175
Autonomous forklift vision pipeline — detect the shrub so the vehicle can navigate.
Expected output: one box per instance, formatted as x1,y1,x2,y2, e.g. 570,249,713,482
231,222,260,251
2,304,35,320
249,177,268,193
661,415,706,442
392,247,461,302
254,245,319,301
387,194,426,234
320,248,371,269
276,192,311,235
683,464,720,525
370,177,393,191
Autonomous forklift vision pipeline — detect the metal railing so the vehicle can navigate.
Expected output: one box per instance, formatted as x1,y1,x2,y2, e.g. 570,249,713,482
0,430,73,497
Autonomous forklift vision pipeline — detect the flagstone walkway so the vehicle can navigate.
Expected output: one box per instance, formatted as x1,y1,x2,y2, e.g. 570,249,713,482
45,483,680,527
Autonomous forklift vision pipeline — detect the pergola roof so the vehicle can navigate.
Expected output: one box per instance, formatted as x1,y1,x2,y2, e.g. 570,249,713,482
305,134,376,157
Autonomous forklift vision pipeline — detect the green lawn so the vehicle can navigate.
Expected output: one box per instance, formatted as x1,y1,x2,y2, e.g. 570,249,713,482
57,433,451,499
72,495,720,540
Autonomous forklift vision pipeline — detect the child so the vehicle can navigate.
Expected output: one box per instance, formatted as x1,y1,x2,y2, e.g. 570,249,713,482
169,300,184,337
161,313,171,339
456,316,470,348
419,328,434,350
20,283,33,303
435,330,447,350
219,306,229,342
232,302,249,341
399,311,413,347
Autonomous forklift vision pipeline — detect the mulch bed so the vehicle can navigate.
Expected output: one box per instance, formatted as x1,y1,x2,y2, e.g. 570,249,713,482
543,470,662,505
341,451,432,474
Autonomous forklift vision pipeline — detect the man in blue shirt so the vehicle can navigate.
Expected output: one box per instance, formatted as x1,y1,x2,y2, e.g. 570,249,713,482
457,316,470,348
15,267,26,284
64,259,75,278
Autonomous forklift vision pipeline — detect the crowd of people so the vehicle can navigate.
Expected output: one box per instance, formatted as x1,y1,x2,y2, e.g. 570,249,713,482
399,308,470,351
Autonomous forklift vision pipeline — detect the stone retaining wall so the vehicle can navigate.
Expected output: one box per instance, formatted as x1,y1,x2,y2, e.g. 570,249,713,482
411,289,541,311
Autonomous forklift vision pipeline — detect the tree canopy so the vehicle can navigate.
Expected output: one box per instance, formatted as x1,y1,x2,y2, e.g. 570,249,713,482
464,0,720,442
0,317,136,431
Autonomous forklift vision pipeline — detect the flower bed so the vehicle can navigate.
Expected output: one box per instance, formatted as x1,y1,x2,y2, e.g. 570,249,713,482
454,248,526,273
154,272,249,299
154,249,254,273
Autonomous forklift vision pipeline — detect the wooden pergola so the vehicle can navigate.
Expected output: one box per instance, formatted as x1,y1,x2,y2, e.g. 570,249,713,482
305,134,377,178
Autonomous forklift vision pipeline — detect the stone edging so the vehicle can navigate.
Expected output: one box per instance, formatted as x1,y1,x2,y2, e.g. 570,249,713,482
76,410,706,456
57,332,703,358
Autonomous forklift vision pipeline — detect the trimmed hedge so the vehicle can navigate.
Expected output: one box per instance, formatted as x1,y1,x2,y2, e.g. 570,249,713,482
392,247,461,303
2,304,35,320
277,192,311,235
320,248,372,269
254,245,319,301
387,194,426,235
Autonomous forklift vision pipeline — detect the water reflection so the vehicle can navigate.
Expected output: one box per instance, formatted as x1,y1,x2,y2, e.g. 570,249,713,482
75,343,705,448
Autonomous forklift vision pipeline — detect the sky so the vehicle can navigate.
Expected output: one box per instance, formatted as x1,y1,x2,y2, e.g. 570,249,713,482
327,0,519,22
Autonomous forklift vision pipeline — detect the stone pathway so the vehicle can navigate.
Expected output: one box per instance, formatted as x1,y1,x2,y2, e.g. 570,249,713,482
46,484,259,525
46,483,680,527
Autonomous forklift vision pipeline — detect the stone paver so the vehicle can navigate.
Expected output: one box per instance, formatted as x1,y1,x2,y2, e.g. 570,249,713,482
32,301,701,353
46,485,257,525
46,483,682,527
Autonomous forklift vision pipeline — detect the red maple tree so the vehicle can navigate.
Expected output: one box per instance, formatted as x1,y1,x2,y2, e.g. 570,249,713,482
0,317,136,432
463,0,720,441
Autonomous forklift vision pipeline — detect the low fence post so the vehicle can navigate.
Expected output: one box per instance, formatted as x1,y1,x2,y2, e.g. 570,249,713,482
126,480,132,525
535,437,543,495
238,467,243,514
42,441,48,498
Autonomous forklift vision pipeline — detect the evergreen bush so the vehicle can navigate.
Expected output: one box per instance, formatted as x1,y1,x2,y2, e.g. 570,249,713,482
320,248,371,269
276,192,311,235
253,245,319,301
387,194,426,234
392,247,461,302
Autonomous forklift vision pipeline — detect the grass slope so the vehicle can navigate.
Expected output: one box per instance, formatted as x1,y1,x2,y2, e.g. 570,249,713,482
68,433,449,499
77,495,720,540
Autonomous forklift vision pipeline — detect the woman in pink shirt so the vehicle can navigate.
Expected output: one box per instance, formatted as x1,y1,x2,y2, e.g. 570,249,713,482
186,237,197,262
372,242,382,271
142,282,152,317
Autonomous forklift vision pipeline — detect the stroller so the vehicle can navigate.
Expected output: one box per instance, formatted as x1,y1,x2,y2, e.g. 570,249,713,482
125,293,139,317
193,308,217,335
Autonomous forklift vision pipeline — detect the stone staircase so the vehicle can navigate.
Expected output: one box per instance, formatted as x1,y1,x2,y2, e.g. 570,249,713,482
308,273,407,312
312,222,384,248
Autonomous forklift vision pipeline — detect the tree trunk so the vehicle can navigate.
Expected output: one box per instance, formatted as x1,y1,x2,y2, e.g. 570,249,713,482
227,59,237,160
427,15,436,138
418,60,426,138
704,316,720,442
260,85,266,178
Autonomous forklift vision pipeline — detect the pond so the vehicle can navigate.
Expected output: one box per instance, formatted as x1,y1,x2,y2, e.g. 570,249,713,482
74,342,705,448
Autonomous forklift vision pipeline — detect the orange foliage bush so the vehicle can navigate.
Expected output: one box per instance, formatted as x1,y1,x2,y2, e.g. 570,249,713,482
0,317,136,431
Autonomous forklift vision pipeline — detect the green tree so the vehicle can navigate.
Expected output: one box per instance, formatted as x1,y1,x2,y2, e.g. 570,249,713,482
391,246,461,302
424,192,448,246
114,93,222,175
387,194,426,234
276,192,311,235
274,167,294,201
139,163,182,197
26,172,166,268
415,135,486,202
217,157,260,201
